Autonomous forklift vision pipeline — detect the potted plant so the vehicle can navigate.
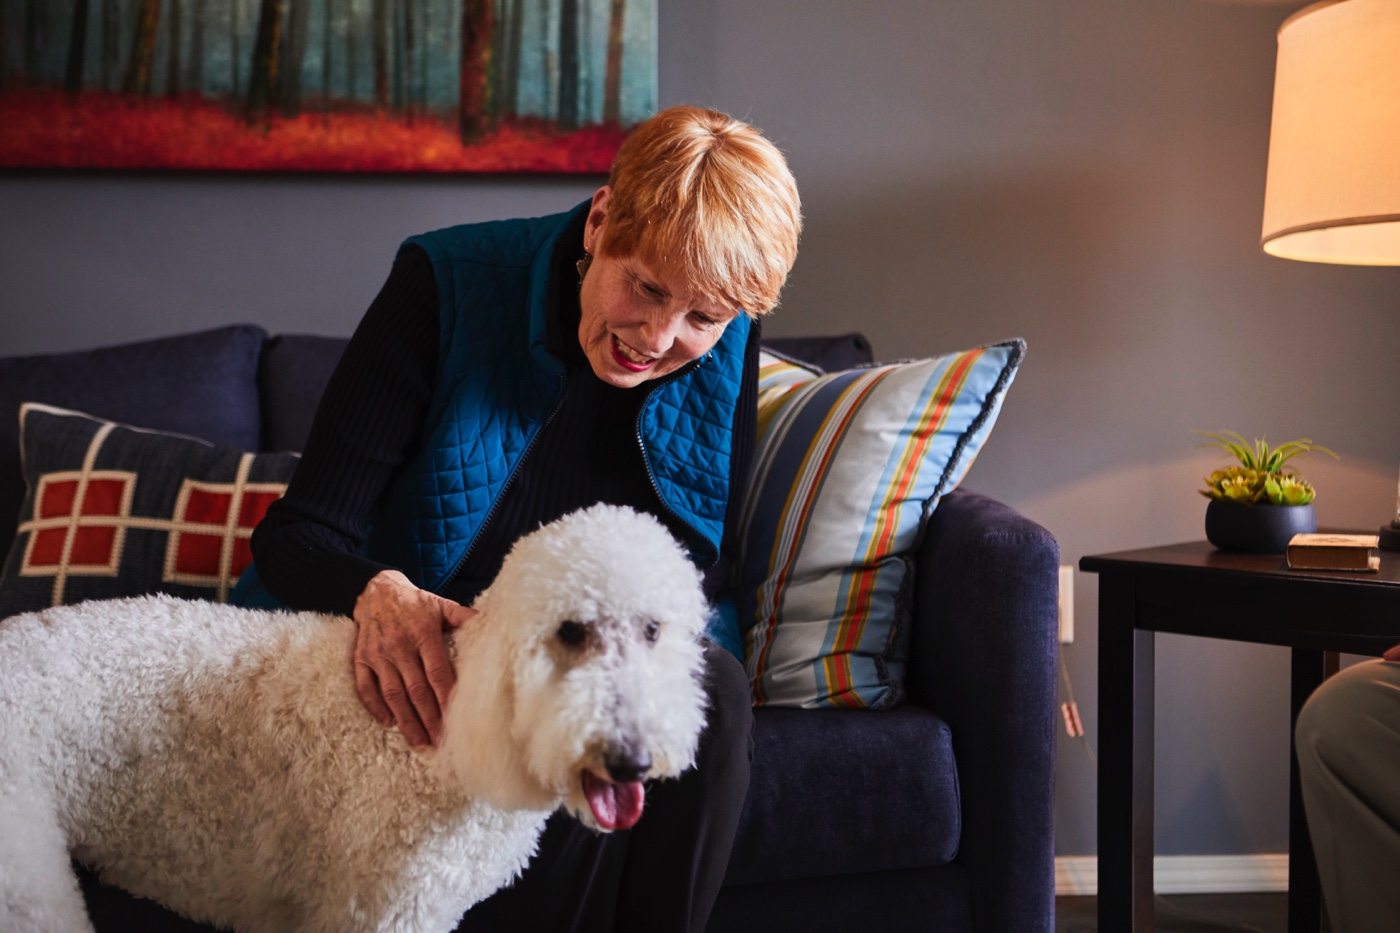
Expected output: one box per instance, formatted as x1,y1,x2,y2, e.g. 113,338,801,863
1198,430,1338,553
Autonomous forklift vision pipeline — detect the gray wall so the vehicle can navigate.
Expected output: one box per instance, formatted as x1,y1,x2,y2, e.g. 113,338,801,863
3,0,1397,858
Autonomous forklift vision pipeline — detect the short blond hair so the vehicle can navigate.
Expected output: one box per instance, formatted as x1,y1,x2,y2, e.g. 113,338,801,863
598,106,802,317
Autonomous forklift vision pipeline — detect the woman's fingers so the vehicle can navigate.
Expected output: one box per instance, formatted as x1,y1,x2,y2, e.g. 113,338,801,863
416,620,458,727
352,571,470,748
440,600,478,629
375,653,433,748
353,657,394,727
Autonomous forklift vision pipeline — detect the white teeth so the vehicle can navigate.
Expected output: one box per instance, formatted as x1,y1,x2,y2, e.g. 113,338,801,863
614,336,653,365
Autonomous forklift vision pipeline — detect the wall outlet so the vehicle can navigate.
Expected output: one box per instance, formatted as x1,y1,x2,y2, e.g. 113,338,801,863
1058,565,1074,645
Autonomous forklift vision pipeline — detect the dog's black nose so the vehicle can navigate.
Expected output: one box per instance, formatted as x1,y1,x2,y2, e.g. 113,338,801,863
604,748,652,783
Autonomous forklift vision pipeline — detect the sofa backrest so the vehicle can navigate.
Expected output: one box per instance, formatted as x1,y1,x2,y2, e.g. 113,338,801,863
0,325,267,547
763,333,873,373
258,335,350,454
0,327,875,553
256,331,876,455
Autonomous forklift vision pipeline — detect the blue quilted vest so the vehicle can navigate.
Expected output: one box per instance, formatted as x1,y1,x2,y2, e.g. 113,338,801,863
237,202,750,657
368,201,750,592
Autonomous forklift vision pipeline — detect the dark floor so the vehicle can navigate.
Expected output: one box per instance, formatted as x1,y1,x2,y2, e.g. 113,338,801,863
1057,893,1289,932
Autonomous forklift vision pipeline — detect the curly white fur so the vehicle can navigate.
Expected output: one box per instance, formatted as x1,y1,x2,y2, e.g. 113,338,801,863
0,504,710,933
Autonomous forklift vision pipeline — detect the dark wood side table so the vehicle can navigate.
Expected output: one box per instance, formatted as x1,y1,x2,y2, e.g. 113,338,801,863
1081,541,1400,933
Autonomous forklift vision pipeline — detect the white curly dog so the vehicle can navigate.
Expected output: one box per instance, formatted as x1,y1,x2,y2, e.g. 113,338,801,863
0,504,711,933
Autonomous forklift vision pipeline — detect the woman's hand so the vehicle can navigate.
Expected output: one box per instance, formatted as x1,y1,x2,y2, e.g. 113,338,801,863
352,569,477,747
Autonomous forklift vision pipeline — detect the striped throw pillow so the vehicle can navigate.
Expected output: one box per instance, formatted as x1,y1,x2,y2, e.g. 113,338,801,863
736,340,1025,709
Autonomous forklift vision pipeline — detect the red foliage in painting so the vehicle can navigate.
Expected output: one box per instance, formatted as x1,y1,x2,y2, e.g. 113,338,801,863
0,90,630,173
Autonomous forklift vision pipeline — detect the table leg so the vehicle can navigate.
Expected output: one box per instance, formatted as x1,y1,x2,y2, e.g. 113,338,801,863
1289,648,1326,933
1098,576,1155,932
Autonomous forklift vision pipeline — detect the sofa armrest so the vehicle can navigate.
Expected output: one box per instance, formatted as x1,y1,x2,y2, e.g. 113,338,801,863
909,488,1058,933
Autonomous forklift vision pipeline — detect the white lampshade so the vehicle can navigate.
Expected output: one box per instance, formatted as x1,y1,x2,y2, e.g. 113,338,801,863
1261,0,1400,265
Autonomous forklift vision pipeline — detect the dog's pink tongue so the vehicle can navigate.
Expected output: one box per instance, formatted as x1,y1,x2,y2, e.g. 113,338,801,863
582,772,645,830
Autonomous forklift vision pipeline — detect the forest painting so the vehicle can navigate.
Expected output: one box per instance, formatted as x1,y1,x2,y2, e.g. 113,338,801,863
0,0,656,172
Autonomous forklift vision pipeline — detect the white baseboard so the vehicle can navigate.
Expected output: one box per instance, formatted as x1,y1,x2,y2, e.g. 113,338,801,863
1055,854,1289,896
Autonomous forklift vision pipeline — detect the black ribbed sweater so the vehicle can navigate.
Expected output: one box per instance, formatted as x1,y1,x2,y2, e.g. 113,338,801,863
250,223,757,616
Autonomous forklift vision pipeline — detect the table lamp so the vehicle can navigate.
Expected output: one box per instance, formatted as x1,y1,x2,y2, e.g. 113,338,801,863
1260,0,1400,547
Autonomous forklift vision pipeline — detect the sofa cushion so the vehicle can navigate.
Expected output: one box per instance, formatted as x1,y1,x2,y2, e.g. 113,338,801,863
258,334,351,452
0,404,299,619
737,341,1025,709
725,705,961,887
0,326,266,549
711,864,972,933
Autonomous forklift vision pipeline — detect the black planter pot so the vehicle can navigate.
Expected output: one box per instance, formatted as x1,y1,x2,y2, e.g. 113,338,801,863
1204,499,1317,554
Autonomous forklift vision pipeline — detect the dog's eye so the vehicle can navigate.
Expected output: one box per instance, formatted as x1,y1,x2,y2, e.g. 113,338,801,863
557,620,588,647
644,621,660,643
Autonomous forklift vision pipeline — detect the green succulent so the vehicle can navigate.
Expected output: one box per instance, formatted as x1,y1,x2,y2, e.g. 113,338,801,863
1196,430,1335,505
1201,467,1267,504
1265,474,1316,506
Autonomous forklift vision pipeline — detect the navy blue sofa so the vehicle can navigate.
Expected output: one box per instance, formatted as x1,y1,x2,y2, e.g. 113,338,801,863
0,325,1058,933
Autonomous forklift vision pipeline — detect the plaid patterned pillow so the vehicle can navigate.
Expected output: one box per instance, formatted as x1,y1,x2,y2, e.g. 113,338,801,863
0,404,299,619
736,341,1025,709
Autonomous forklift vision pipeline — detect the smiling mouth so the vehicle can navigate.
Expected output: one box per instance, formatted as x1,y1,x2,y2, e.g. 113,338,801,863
610,335,656,372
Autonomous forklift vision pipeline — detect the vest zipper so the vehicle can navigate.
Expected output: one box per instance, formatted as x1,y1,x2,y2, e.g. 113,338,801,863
635,358,719,566
437,384,568,593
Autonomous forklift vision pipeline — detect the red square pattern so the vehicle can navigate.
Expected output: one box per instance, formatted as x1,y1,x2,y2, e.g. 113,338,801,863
183,489,233,525
175,533,225,577
36,479,78,519
28,528,70,566
26,475,132,570
170,485,286,579
239,491,283,530
36,477,127,521
69,526,119,565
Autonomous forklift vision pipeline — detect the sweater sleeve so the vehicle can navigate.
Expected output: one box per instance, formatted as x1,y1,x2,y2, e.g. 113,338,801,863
250,247,440,616
701,316,760,604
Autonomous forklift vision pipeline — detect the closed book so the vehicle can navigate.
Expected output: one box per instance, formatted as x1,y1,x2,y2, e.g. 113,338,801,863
1286,533,1380,572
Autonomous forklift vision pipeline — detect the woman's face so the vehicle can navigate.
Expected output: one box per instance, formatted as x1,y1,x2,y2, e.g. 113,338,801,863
579,188,741,389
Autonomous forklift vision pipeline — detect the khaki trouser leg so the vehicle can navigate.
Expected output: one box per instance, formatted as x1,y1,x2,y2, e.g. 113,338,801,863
1296,659,1400,933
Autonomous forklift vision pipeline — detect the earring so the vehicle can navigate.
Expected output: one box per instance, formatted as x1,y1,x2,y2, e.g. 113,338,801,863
576,250,593,287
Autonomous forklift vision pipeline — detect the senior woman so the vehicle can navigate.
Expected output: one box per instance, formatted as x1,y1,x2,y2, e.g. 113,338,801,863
232,105,801,932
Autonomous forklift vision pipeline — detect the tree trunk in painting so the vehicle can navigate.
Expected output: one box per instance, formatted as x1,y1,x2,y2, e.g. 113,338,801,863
542,0,556,120
403,0,416,113
390,0,403,111
231,0,241,95
166,0,181,97
499,0,523,119
321,0,333,108
101,0,118,90
581,0,594,121
246,0,285,119
347,2,358,102
419,0,430,114
557,0,579,130
489,0,505,119
24,0,41,85
282,0,309,116
123,0,162,95
459,0,493,145
189,0,205,94
64,0,90,93
371,0,389,108
603,0,625,125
